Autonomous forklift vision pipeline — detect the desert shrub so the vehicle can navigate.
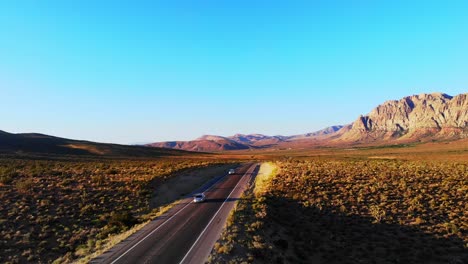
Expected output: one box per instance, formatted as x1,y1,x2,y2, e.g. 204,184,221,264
108,211,137,229
369,205,386,223
215,242,233,254
0,173,13,184
0,157,236,263
91,174,106,185
16,177,34,192
0,167,18,184
107,168,119,175
210,159,468,264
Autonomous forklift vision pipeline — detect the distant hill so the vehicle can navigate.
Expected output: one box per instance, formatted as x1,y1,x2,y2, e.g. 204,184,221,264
147,126,345,152
147,135,250,152
336,93,468,143
228,134,288,147
288,125,344,140
0,130,190,157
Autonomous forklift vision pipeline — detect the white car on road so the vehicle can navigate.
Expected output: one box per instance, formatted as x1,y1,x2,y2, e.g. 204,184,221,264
193,193,206,203
228,169,235,175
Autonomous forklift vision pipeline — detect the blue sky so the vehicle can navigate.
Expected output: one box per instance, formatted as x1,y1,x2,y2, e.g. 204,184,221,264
1,1,467,144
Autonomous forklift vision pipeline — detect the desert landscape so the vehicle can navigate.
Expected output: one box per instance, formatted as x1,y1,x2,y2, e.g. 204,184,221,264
209,151,467,263
1,92,467,263
1,2,467,264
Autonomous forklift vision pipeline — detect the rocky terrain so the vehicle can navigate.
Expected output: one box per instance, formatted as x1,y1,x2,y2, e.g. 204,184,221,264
288,125,344,140
337,93,468,142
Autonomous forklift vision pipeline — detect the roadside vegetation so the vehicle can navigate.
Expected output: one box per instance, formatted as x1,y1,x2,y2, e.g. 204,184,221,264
0,157,236,263
210,159,467,263
209,162,278,263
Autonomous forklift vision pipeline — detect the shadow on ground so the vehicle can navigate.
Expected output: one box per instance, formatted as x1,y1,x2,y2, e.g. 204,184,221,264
253,196,467,264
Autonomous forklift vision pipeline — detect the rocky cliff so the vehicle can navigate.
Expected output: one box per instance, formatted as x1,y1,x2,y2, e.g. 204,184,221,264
338,93,467,142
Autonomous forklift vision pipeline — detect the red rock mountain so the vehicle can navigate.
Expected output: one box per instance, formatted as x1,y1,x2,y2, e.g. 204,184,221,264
336,93,467,142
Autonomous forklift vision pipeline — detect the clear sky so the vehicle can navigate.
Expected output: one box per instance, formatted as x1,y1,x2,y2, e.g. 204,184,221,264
1,1,467,144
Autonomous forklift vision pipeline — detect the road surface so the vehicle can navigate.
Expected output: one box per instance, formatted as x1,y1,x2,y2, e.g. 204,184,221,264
91,163,259,264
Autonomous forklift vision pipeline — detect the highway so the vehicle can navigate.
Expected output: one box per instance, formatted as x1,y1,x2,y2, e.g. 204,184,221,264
91,163,259,264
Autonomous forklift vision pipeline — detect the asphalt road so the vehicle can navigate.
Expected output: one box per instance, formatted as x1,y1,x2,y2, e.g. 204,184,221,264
91,163,259,264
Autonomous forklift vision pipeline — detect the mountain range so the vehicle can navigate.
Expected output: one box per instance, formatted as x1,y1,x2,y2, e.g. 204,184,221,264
148,92,467,152
1,92,466,155
146,125,344,152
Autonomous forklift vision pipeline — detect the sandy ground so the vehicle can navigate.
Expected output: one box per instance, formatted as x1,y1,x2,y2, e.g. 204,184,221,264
150,164,238,208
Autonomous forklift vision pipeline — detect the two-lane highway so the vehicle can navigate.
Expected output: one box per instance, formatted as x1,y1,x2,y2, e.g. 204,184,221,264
91,163,259,264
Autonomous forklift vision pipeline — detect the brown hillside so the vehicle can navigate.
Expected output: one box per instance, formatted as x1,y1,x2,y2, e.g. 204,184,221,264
0,130,189,158
147,135,250,152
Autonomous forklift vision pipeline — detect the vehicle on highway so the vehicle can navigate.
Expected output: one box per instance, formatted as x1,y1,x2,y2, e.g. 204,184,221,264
228,169,235,175
193,193,206,203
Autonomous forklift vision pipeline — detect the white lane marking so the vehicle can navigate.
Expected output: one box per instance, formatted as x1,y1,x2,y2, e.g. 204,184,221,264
110,201,193,264
179,164,257,264
110,166,245,264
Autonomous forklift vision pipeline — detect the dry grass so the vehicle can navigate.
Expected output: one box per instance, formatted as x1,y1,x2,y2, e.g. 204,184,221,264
0,157,237,263
253,162,277,197
208,162,276,264
72,204,174,264
231,138,468,162
63,144,107,155
210,153,468,263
